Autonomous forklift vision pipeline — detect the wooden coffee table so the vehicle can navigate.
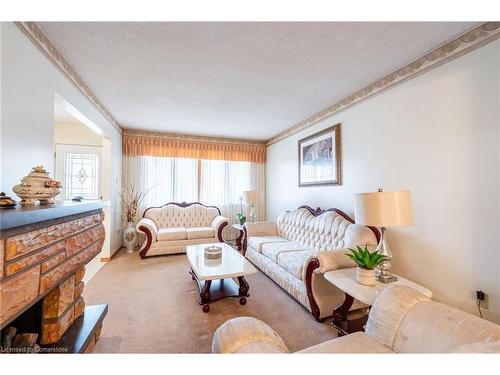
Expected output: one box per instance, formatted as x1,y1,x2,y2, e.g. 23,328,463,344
187,242,257,313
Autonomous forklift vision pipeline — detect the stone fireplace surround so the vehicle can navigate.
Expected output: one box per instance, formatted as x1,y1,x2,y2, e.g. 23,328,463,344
0,201,108,353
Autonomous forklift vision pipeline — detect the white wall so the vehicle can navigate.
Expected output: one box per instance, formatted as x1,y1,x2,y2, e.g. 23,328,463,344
0,23,123,257
266,40,500,322
54,121,103,146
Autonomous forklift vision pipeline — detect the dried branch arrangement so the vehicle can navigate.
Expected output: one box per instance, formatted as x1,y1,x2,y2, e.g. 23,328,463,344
118,184,151,224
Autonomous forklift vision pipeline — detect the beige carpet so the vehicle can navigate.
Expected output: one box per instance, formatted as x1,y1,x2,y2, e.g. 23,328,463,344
84,250,338,353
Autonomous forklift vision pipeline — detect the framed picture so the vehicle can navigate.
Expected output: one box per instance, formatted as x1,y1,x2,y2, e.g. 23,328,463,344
298,123,341,187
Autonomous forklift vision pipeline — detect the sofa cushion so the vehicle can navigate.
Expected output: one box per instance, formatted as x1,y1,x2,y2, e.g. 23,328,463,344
186,227,215,239
297,332,393,354
261,241,307,262
248,236,288,252
158,227,187,241
277,250,315,280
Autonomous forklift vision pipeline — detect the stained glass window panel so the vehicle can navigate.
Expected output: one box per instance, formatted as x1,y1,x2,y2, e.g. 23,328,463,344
64,153,100,199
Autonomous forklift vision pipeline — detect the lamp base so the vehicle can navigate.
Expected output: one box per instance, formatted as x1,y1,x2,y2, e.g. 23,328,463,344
249,205,256,223
376,274,398,284
375,227,398,284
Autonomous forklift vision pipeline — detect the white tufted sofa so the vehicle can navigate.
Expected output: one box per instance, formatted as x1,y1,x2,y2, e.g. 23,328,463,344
136,202,229,258
213,285,500,353
243,206,379,321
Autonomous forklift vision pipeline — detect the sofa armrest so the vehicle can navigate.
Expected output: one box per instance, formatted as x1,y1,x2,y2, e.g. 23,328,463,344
212,317,289,353
316,248,357,274
210,215,229,241
316,244,377,274
303,252,360,322
244,221,278,237
136,218,158,242
136,218,158,259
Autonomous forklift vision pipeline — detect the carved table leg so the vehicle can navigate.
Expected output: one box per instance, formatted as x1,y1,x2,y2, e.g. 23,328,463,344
200,280,212,313
332,293,354,336
237,276,249,305
189,268,196,281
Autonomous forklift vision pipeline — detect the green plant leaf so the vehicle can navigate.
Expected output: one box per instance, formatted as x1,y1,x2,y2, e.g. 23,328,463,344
345,244,387,270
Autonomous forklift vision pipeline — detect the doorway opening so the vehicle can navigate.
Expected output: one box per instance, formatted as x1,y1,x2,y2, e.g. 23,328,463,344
53,94,112,282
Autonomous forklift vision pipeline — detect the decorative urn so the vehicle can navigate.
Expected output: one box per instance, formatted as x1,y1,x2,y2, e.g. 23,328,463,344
124,222,137,253
13,165,62,205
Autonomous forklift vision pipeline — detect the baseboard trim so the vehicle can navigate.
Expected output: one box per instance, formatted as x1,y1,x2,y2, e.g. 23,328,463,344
100,247,123,262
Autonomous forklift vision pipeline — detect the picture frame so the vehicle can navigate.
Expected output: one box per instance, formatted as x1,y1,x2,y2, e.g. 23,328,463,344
298,123,342,187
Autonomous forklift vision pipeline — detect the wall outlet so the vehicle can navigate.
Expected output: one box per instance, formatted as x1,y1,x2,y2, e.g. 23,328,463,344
476,290,489,310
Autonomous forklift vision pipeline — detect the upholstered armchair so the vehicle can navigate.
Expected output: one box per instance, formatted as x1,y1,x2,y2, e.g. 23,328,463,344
213,285,500,353
136,202,229,258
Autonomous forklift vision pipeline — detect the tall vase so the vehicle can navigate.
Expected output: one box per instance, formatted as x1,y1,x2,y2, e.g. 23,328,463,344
124,221,137,253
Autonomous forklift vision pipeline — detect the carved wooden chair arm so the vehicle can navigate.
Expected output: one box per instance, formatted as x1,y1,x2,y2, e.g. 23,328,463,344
210,215,229,242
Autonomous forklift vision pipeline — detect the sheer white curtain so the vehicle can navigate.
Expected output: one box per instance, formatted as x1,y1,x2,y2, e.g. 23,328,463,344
123,155,266,238
123,155,198,217
200,160,250,221
200,160,265,239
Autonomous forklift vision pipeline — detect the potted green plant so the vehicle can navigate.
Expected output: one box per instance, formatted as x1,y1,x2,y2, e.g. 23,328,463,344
236,213,246,225
345,245,387,286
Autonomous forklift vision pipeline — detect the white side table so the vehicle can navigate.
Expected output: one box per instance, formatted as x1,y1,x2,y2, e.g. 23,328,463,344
324,267,432,336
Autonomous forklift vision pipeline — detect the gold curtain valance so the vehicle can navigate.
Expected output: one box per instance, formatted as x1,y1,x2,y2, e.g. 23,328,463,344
123,132,266,163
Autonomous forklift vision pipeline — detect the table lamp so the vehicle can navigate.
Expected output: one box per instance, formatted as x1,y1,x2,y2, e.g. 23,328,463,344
354,188,413,283
243,190,260,223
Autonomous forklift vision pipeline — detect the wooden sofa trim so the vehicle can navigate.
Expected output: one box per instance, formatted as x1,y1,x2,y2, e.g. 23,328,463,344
299,205,380,322
142,201,222,217
138,225,153,259
304,258,322,321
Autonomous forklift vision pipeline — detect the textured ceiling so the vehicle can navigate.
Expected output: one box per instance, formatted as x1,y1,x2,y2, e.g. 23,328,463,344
39,22,478,140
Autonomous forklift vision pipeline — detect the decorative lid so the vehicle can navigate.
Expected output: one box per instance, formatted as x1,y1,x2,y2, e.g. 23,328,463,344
0,192,17,207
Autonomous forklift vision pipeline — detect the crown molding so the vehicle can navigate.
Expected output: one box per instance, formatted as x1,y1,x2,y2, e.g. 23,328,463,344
266,22,500,146
15,22,123,134
14,22,499,145
123,128,266,147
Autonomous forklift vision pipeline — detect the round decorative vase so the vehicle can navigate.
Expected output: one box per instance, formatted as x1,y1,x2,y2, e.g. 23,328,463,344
356,267,376,286
13,165,62,205
124,222,137,253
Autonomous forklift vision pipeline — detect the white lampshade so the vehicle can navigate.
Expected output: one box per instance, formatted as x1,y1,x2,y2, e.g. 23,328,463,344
354,190,413,227
243,190,260,205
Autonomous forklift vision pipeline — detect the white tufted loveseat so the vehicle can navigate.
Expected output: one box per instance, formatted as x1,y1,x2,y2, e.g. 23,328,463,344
136,202,229,258
243,206,379,321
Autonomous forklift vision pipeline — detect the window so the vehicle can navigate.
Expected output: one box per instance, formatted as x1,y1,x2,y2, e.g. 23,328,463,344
141,156,198,208
134,156,252,209
64,152,100,199
200,160,251,206
126,155,259,224
55,144,102,200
